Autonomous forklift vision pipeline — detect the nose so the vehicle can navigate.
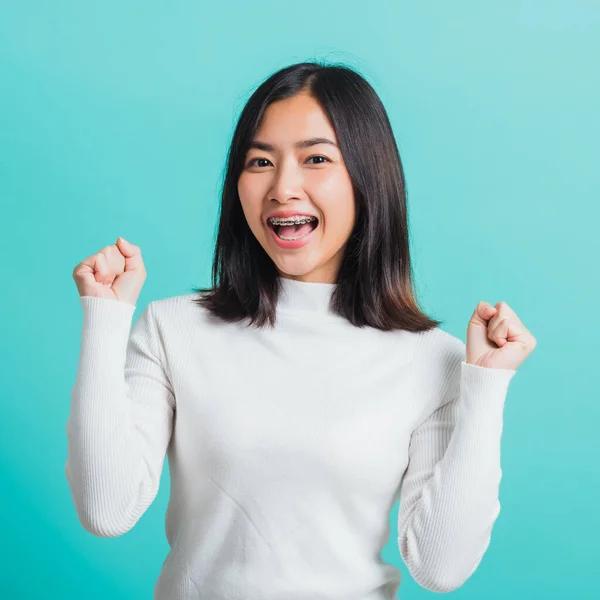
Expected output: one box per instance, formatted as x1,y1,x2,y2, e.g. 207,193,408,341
268,159,304,203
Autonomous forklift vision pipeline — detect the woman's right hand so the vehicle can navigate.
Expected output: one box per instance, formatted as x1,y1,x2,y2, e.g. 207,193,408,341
72,237,146,306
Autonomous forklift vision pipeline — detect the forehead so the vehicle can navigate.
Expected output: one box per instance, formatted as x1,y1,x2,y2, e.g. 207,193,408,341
254,93,337,142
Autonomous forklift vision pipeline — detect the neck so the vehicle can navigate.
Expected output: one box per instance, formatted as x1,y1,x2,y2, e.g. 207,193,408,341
276,275,338,318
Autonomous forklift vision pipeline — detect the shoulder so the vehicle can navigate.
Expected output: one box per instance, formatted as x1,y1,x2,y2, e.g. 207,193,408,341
147,291,226,334
412,326,466,407
148,290,213,318
149,291,201,315
417,326,466,362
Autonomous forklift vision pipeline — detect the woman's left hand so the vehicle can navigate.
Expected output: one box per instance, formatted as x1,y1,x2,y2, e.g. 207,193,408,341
466,301,537,370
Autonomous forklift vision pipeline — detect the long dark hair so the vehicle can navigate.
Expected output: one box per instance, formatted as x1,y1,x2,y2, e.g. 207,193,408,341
190,60,441,332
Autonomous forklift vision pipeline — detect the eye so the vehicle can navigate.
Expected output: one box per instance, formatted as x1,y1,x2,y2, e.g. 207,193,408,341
306,155,331,165
246,157,272,168
245,155,331,168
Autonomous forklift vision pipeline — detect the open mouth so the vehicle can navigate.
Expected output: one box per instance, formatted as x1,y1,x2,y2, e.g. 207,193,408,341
268,217,319,241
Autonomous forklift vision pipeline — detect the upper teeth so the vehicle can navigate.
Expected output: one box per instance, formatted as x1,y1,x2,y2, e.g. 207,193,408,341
269,216,317,225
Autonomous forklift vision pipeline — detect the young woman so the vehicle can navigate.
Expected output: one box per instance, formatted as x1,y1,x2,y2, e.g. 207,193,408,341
67,61,536,599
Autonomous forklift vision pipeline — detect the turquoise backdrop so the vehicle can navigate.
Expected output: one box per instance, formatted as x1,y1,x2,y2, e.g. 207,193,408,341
1,1,598,598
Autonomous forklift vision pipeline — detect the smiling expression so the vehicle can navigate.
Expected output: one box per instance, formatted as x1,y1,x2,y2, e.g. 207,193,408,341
237,91,356,284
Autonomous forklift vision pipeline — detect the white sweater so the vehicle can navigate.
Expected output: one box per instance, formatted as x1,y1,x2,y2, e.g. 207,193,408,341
65,277,517,599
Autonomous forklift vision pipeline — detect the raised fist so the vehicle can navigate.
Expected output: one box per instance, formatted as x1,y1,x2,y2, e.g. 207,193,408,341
72,237,146,306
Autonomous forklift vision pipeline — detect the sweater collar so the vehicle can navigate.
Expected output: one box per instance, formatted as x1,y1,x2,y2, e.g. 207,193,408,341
276,275,338,317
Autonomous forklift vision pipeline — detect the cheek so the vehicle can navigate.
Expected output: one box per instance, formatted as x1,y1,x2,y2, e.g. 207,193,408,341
315,184,355,237
237,174,262,203
238,180,263,225
315,168,353,200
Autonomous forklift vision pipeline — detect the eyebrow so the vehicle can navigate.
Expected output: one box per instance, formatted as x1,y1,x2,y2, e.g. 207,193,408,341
247,137,339,152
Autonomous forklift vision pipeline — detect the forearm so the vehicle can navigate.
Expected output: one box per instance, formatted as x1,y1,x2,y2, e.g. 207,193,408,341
398,361,516,591
65,298,156,537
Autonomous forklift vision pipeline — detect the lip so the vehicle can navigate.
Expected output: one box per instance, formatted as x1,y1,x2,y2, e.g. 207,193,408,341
267,217,319,250
264,209,319,225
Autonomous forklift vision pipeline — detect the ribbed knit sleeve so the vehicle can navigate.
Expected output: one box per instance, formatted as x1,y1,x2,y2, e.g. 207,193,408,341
397,335,517,592
64,297,175,538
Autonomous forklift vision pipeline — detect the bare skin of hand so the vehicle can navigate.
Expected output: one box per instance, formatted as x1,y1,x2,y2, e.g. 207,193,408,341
72,237,146,306
466,301,537,371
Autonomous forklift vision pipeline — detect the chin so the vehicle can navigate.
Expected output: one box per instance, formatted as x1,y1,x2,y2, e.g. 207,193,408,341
276,266,312,278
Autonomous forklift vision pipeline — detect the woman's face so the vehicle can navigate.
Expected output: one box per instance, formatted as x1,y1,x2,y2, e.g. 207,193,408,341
237,92,356,284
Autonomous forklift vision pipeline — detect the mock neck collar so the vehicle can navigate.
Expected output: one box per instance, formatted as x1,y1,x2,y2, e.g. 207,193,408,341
276,276,338,317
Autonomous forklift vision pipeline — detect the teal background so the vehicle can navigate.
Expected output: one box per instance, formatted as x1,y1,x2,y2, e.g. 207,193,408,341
1,1,598,598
